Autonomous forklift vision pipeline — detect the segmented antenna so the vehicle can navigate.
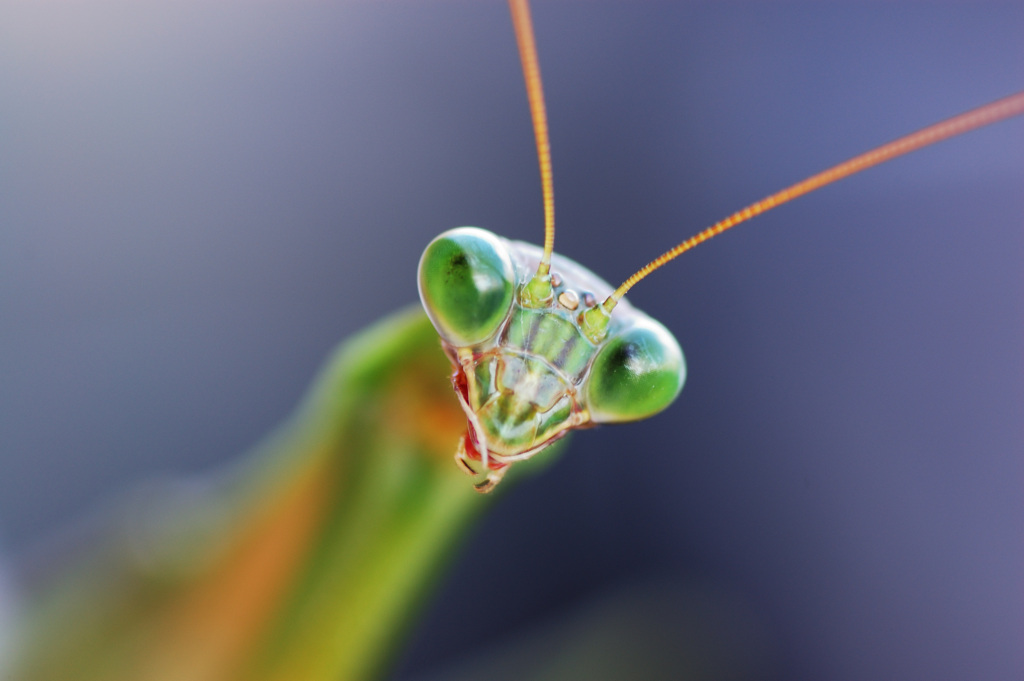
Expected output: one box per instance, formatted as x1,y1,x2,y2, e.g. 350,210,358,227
603,90,1024,311
510,0,556,305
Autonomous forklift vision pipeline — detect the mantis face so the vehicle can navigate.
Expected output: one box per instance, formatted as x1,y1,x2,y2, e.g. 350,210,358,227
419,226,684,491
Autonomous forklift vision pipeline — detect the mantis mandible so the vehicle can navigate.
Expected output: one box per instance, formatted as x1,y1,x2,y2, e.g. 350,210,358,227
2,2,1021,680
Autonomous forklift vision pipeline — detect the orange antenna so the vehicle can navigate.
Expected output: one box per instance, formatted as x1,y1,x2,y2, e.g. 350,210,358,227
510,0,557,305
603,90,1024,312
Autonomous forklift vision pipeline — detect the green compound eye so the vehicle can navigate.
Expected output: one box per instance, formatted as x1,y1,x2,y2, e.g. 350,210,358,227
586,318,686,423
418,227,515,347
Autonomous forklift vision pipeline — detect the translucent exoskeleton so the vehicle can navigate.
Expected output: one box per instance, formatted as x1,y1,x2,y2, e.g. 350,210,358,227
419,227,684,491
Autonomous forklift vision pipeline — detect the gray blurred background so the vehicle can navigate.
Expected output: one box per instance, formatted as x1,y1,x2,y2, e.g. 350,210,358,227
2,1,1022,679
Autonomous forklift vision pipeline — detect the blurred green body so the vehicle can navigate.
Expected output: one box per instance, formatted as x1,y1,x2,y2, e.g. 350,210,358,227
6,308,561,681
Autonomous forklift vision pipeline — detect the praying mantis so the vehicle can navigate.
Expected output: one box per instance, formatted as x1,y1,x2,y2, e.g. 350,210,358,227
2,1,1022,680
